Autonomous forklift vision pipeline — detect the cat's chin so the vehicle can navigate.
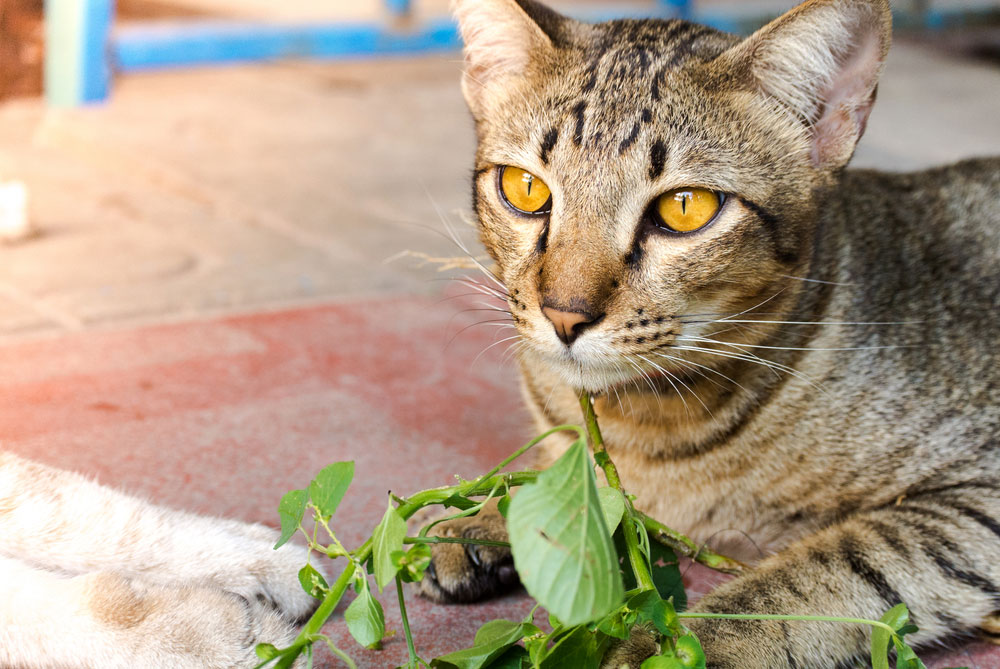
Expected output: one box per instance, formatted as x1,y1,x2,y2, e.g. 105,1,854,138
522,345,667,395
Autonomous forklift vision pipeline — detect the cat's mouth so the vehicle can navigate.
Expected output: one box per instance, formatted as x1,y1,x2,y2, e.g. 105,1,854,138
524,334,691,395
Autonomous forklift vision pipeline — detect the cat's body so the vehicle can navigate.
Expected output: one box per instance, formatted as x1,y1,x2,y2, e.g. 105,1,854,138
0,451,317,668
424,0,1000,666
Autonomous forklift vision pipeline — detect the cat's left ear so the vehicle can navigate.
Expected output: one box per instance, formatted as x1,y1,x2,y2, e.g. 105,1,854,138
451,0,568,116
718,0,892,170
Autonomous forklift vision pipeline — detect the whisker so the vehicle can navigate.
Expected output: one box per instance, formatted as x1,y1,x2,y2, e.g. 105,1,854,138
670,344,831,397
636,353,712,419
780,273,854,287
446,318,517,349
471,334,523,367
422,186,510,296
679,318,920,326
677,335,907,353
652,351,751,396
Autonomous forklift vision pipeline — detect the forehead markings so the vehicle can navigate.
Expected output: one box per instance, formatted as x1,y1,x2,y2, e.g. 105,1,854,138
540,127,559,165
572,101,587,146
619,122,641,155
662,24,717,70
649,140,666,180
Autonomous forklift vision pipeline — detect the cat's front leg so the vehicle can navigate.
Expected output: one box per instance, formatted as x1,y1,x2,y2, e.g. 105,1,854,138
681,490,1000,668
415,500,520,603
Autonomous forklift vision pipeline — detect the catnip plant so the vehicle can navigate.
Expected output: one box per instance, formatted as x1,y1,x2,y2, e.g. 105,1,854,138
254,391,929,669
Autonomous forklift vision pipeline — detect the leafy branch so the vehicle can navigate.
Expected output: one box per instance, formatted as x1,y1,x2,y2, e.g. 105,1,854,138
253,393,929,669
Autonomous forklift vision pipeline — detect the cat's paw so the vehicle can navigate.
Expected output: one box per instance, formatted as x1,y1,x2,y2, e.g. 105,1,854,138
414,504,519,603
82,572,304,668
209,524,321,622
600,624,659,669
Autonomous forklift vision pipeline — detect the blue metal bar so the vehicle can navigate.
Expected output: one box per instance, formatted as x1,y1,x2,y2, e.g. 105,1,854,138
657,0,692,20
384,0,412,17
112,18,462,71
112,2,696,74
44,0,114,106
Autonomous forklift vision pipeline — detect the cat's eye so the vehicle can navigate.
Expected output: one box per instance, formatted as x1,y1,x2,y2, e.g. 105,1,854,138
652,188,722,233
499,166,552,215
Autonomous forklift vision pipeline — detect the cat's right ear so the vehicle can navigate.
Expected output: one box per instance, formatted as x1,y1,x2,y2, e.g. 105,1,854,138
451,0,564,116
717,0,892,170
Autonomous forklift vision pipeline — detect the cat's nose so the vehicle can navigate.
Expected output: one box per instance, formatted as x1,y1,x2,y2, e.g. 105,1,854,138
542,306,600,346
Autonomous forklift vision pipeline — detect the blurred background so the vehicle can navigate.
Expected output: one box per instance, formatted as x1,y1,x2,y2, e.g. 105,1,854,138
0,0,998,338
1,2,1000,667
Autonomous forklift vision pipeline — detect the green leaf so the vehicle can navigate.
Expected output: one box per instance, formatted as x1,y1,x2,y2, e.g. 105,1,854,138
442,493,479,511
893,641,927,669
880,603,910,632
507,438,624,626
497,494,511,519
274,489,308,549
473,620,526,646
641,658,687,669
630,590,680,637
873,603,909,669
393,543,433,583
595,607,630,640
431,620,531,669
649,541,686,612
297,563,329,599
345,578,385,650
372,500,407,590
597,487,625,533
308,461,354,518
255,643,280,660
674,634,706,669
871,625,891,669
484,645,530,669
538,626,600,669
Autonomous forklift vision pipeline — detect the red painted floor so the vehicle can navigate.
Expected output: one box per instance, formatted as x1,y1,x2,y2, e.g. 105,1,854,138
1,296,995,667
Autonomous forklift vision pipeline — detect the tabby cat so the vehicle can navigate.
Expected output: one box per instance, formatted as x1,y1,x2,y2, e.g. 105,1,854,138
420,0,1000,666
0,451,318,667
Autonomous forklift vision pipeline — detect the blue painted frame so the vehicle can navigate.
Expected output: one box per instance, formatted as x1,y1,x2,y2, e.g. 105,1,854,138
110,2,694,74
49,0,991,107
44,0,113,106
47,0,693,104
113,18,463,71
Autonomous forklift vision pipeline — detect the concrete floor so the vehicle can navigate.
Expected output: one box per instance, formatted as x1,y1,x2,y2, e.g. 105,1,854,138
1,21,1000,669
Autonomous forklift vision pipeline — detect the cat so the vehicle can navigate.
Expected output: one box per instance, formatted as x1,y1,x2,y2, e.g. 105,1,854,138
419,0,1000,666
0,451,319,667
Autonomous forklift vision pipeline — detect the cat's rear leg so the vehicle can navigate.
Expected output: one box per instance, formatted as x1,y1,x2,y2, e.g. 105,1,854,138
415,500,520,603
0,452,320,622
0,555,303,668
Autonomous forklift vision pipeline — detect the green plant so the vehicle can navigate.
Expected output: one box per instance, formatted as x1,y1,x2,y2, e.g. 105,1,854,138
253,392,929,669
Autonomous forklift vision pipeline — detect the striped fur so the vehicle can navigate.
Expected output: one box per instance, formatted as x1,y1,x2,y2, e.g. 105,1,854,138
436,0,1000,666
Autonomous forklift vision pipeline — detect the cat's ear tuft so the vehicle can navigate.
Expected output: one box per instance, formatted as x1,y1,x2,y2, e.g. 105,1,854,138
722,0,891,170
451,0,565,115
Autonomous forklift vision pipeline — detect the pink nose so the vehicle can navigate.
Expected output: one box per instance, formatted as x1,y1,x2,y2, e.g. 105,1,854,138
542,307,597,346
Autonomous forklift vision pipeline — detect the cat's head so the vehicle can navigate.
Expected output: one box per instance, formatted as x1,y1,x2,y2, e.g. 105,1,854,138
454,0,891,392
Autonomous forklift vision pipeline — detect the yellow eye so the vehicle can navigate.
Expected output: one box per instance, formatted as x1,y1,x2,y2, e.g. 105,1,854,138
654,188,722,233
499,166,552,215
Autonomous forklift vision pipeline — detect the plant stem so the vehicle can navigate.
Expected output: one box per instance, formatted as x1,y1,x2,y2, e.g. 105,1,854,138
638,512,747,575
475,424,584,483
397,574,422,668
279,469,545,665
274,564,355,668
677,611,897,636
578,390,656,592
